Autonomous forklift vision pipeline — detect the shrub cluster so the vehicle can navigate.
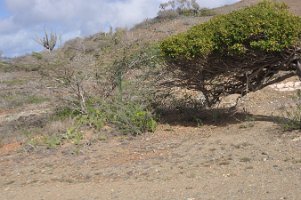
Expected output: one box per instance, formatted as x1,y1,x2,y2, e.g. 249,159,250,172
59,97,157,136
160,1,301,105
158,0,215,19
53,44,160,137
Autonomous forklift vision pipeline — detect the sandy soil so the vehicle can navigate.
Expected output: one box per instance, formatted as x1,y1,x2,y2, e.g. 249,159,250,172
0,83,301,200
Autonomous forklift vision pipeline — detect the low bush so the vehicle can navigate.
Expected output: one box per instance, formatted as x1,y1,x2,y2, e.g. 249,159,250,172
76,97,157,135
157,10,180,20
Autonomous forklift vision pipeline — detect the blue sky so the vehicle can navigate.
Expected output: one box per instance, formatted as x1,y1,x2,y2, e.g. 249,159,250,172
0,1,9,18
0,0,240,57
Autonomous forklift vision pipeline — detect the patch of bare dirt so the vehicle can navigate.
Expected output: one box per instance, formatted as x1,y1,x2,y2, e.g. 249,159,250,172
0,81,301,199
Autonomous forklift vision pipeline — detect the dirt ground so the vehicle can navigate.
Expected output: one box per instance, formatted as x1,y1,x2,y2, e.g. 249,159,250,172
0,74,301,199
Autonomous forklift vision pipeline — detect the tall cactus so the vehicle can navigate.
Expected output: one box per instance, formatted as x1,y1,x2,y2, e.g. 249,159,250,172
35,31,57,52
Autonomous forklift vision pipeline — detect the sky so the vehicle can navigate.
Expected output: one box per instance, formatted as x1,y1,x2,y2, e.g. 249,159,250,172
0,0,240,57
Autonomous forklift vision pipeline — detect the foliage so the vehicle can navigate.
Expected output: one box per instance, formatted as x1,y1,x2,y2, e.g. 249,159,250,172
103,99,157,135
160,1,301,106
53,43,160,136
157,10,180,20
198,8,216,17
35,24,163,144
65,97,157,136
53,107,81,120
158,0,215,18
161,1,301,59
45,135,62,148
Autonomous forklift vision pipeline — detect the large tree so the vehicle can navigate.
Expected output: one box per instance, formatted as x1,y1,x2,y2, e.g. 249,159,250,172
160,0,301,106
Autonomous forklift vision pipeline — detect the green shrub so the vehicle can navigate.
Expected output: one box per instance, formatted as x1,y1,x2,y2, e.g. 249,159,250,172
77,102,106,130
54,107,81,120
104,100,157,135
62,127,83,145
160,1,301,106
45,135,62,148
161,0,301,60
157,10,180,20
198,8,216,17
63,97,157,136
92,98,156,135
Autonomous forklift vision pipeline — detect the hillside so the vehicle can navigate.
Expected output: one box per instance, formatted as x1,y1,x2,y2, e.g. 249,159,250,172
1,1,301,199
214,0,301,15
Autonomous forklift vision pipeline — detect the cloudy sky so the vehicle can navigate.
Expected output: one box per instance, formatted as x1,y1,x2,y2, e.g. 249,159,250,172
0,0,240,57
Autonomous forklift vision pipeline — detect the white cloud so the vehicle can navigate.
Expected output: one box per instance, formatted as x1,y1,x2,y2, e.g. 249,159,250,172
0,0,240,57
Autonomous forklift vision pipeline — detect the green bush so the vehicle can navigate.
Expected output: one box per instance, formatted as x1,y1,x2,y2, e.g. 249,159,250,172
104,100,157,135
198,8,216,17
54,107,81,120
161,0,301,60
160,1,301,106
65,97,157,136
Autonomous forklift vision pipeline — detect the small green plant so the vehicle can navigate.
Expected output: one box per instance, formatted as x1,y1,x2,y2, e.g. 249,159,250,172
45,135,62,149
103,100,157,135
54,107,81,120
63,127,83,145
82,102,106,130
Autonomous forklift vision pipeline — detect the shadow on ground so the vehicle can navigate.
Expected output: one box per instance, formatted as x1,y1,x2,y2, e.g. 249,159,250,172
157,106,300,129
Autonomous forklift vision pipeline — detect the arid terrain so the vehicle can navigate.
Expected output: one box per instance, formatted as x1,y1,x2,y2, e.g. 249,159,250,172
0,0,301,199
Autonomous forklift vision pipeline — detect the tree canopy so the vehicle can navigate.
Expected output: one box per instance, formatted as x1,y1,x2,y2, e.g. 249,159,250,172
160,0,301,106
